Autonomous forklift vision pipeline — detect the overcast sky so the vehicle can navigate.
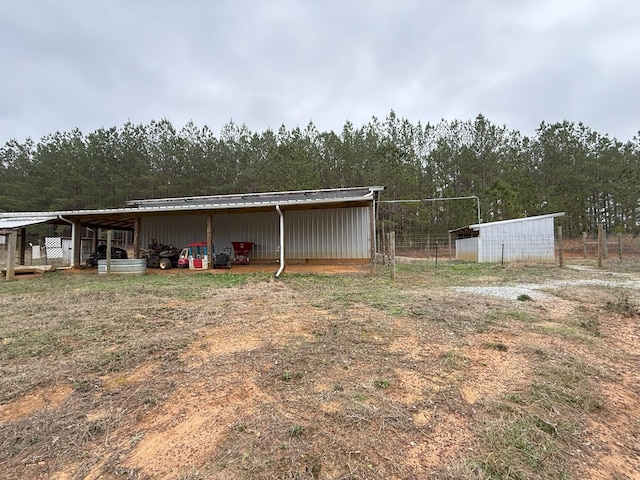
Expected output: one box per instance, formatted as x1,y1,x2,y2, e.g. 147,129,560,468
1,0,639,145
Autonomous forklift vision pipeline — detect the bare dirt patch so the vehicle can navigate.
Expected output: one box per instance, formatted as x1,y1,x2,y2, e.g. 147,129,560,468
0,384,72,422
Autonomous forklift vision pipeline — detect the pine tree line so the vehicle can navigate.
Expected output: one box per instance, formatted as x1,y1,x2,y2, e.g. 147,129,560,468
1,112,638,237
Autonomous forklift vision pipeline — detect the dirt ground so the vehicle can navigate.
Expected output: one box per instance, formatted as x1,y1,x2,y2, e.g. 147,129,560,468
1,261,640,479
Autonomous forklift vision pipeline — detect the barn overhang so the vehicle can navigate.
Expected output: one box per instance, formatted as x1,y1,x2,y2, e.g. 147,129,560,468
448,226,479,239
0,215,60,232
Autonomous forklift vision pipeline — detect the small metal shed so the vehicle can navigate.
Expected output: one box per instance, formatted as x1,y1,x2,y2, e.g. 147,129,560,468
450,213,565,263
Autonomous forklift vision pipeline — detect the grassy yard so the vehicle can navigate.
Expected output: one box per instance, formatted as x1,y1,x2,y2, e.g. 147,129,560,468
1,260,639,479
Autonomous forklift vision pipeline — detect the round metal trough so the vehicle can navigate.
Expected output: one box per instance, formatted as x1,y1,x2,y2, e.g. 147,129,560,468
97,258,147,276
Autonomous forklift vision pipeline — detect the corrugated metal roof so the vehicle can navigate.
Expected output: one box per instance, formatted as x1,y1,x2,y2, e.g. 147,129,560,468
0,215,59,230
450,212,565,235
126,186,384,208
469,212,565,230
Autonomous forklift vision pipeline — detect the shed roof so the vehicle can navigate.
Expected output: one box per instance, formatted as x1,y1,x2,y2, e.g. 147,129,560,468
449,212,565,236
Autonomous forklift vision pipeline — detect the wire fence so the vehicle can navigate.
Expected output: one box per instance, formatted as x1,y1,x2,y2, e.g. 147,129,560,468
3,231,640,272
377,232,640,265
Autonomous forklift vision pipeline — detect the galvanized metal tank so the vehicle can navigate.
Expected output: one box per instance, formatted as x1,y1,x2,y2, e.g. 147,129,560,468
97,258,147,275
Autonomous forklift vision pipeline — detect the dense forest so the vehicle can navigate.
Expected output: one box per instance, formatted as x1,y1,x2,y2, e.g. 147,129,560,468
1,112,638,237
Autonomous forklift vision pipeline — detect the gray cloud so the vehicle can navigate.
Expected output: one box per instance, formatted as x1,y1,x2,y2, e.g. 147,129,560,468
1,0,638,144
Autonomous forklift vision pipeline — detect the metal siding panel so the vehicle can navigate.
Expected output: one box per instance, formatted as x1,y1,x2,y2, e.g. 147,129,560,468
139,207,370,261
286,207,369,260
456,238,478,261
477,217,556,263
213,212,279,260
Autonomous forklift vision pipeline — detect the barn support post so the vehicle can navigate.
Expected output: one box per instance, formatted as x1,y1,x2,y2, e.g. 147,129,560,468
93,229,99,253
5,230,17,280
19,228,26,266
275,205,285,277
106,230,113,274
207,214,213,270
72,221,82,268
133,218,141,259
369,202,376,273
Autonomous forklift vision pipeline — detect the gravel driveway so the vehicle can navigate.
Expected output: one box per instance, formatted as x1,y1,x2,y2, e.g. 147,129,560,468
454,277,640,301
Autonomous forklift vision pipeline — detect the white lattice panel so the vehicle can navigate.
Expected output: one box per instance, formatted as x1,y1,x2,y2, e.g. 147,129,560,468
45,236,64,259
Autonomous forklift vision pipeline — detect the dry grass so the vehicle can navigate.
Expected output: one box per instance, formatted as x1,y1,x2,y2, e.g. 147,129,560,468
1,261,639,479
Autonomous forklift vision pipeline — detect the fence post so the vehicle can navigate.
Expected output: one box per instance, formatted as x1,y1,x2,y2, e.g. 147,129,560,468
597,224,603,268
381,222,386,265
583,232,587,258
390,231,396,280
557,225,564,267
618,233,623,260
603,228,608,259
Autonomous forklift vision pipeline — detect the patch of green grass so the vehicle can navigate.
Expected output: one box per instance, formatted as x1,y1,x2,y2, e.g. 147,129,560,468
286,274,406,314
603,292,637,317
396,261,579,287
537,324,598,344
486,309,534,324
440,349,469,370
503,392,525,404
531,361,603,412
99,350,128,373
475,416,562,479
0,329,74,360
507,310,534,322
374,379,390,389
72,379,93,392
288,424,304,437
139,389,160,407
574,312,601,337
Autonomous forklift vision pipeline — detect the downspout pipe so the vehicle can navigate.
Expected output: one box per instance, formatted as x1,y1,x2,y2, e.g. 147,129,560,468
275,204,285,277
58,214,72,225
